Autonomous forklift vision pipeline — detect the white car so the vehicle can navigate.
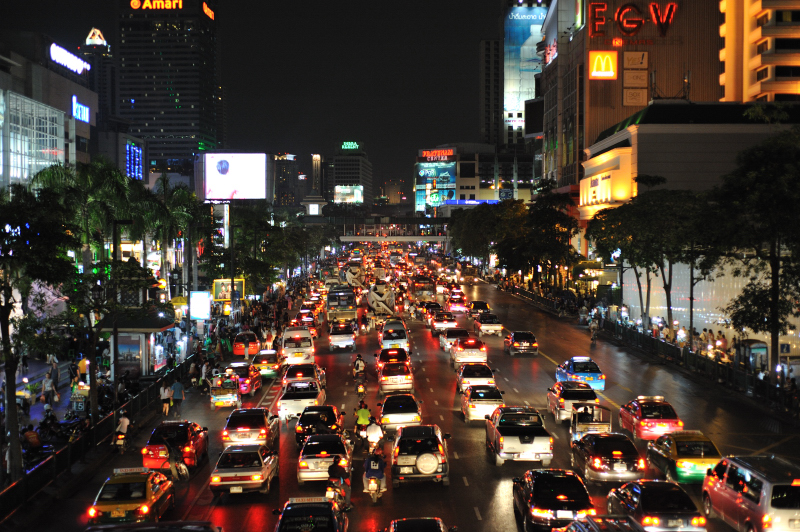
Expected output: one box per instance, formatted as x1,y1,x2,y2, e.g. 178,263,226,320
449,337,488,370
281,328,315,365
430,312,457,336
378,362,414,395
378,393,423,433
439,328,470,352
460,385,505,423
456,363,495,392
381,328,410,353
210,444,278,495
297,434,353,485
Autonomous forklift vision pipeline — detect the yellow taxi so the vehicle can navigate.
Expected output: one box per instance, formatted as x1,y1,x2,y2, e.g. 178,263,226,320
87,467,175,525
645,430,722,483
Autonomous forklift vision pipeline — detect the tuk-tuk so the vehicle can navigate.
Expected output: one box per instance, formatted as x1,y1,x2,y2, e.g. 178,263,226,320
569,402,612,445
209,370,242,411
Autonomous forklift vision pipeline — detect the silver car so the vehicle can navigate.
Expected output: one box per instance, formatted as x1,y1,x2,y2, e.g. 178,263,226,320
456,363,495,392
210,444,279,495
379,362,414,395
439,328,469,352
378,393,423,433
449,337,488,370
460,385,505,423
297,434,353,485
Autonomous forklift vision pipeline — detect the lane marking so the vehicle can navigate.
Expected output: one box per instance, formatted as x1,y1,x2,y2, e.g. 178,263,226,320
513,387,519,393
753,435,795,455
343,391,347,396
430,388,434,392
619,385,633,393
434,400,439,406
552,432,559,439
341,403,345,409
426,378,430,382
504,377,509,382
596,392,620,410
422,367,426,371
439,414,444,420
181,477,211,520
538,350,558,366
524,400,530,406
474,507,482,521
453,451,459,459
463,476,469,486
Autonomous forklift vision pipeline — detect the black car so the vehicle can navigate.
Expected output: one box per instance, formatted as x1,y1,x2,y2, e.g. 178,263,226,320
294,405,345,447
607,480,706,532
468,301,490,318
384,517,458,532
504,331,539,356
571,433,646,483
390,425,450,488
272,497,348,532
512,469,595,531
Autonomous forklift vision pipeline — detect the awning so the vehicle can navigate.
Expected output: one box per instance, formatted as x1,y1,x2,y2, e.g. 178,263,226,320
98,311,175,333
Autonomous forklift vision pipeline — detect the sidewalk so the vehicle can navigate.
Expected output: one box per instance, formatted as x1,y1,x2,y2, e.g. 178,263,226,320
3,357,82,424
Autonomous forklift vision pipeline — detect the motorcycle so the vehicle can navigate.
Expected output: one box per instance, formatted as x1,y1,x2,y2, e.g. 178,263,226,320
356,381,366,401
22,444,55,470
366,476,383,503
325,478,347,507
113,432,129,454
590,329,598,345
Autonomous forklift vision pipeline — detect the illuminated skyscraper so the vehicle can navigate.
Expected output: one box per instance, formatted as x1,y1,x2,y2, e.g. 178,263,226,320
116,0,220,174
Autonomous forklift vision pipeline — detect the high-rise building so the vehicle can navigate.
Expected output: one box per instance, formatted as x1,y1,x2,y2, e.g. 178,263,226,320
480,40,503,145
720,0,800,102
331,142,373,204
273,153,302,206
116,0,220,175
383,178,407,204
78,28,115,129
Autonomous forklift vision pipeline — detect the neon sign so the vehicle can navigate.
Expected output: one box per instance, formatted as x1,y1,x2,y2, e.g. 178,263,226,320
615,4,644,36
130,0,183,10
341,142,360,150
590,2,677,38
421,149,453,158
49,43,91,75
203,2,214,19
72,96,90,123
588,51,618,80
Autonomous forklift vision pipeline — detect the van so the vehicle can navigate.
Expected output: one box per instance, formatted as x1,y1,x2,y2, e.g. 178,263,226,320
703,455,800,532
381,327,410,353
281,327,315,366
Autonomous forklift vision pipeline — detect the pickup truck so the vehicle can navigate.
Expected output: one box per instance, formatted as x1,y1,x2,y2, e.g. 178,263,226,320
430,312,457,336
474,313,504,337
485,406,553,467
276,381,326,420
328,323,357,351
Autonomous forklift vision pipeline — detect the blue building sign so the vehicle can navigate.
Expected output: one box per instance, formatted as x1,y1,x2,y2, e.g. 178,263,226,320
72,95,90,123
126,140,143,180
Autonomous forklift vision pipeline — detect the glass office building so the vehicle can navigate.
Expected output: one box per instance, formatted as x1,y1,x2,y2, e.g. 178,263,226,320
0,90,65,189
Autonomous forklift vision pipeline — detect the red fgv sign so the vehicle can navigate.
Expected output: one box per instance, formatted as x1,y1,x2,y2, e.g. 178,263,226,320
589,2,677,37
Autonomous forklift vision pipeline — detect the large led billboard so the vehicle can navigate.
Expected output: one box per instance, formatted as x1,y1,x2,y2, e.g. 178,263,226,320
204,153,266,200
334,185,364,204
415,161,457,211
505,7,548,129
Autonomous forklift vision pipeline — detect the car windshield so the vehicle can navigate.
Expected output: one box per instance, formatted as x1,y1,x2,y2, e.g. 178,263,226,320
218,451,262,468
383,330,407,341
771,485,800,509
149,426,188,445
573,361,601,373
514,332,536,342
302,439,346,456
641,486,697,512
460,340,484,349
425,304,441,312
446,329,469,339
470,387,503,400
299,411,336,427
462,365,493,377
480,314,500,324
278,507,335,532
382,396,419,414
561,389,597,400
398,437,439,455
533,475,590,505
675,441,721,457
641,404,678,419
382,364,411,377
286,382,319,393
98,481,147,501
499,413,542,426
227,365,249,377
226,414,266,430
284,338,312,348
331,326,351,334
594,437,638,455
435,313,454,320
287,367,315,378
254,354,277,364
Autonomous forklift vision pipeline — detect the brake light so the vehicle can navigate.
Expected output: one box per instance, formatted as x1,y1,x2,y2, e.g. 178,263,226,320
295,425,303,433
296,373,303,378
469,404,476,408
513,342,520,347
638,458,646,469
641,420,648,426
559,398,564,404
183,446,192,452
88,507,98,518
642,517,660,526
532,342,539,347
141,447,148,455
677,420,684,427
273,364,280,370
458,347,464,351
244,378,250,384
222,430,229,440
763,515,772,529
405,375,411,380
550,438,554,451
314,400,319,405
339,458,348,466
381,376,387,381
593,457,603,469
260,429,267,435
299,461,309,469
251,474,263,481
139,505,150,515
612,451,622,456
499,436,504,450
600,374,606,380
481,346,487,352
117,434,125,440
211,476,221,483
691,517,706,527
488,380,495,384
793,479,800,486
531,508,554,518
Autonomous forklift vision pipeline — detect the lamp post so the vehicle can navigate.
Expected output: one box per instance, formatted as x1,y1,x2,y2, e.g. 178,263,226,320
111,219,133,419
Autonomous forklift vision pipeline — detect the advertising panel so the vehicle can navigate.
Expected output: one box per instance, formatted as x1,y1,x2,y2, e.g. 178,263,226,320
334,185,364,204
504,7,548,115
190,291,212,320
415,162,457,187
213,279,245,301
204,153,266,200
116,334,143,381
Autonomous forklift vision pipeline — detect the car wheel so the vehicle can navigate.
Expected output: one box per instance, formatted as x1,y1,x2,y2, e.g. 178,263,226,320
608,502,614,514
260,476,271,494
523,514,532,532
703,494,716,518
570,453,576,468
584,464,593,484
495,454,504,467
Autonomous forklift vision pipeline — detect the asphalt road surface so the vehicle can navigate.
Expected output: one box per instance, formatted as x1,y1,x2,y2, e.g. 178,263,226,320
16,282,799,532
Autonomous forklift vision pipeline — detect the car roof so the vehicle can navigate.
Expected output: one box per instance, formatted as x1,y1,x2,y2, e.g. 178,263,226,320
635,480,686,494
569,356,594,363
383,393,416,403
667,430,709,441
391,517,446,532
445,328,469,336
727,455,800,481
560,381,593,389
397,425,438,439
221,444,265,453
305,434,344,443
497,406,539,414
228,362,251,368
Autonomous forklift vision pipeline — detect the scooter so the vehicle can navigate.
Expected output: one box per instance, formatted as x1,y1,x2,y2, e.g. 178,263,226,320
356,381,366,401
325,478,347,508
113,432,130,454
366,476,383,503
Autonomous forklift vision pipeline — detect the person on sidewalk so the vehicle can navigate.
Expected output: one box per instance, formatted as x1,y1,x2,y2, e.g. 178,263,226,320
160,381,172,416
50,360,60,391
41,372,56,406
171,379,185,418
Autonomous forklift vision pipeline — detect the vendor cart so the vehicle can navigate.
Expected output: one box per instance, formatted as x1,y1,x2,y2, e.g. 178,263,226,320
569,403,612,445
209,371,242,411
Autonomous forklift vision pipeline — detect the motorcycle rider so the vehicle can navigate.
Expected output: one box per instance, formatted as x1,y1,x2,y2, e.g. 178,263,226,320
114,410,131,444
353,354,366,379
353,402,371,434
313,413,335,435
364,416,383,453
589,318,599,341
327,454,352,510
362,447,387,493
21,424,42,450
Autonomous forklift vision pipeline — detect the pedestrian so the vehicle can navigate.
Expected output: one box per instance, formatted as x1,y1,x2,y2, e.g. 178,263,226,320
160,381,172,416
68,359,80,387
50,359,60,390
21,351,29,373
41,372,56,406
171,379,185,418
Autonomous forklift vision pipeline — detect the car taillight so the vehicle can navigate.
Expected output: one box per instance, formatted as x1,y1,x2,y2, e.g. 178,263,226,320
211,476,221,483
405,375,411,380
599,374,606,379
244,378,250,384
559,398,564,404
381,376,387,381
251,474,263,481
642,517,660,526
260,429,267,435
531,508,554,518
299,461,309,469
273,364,280,370
763,515,772,529
577,509,598,517
469,404,476,408
638,458,646,469
393,447,399,458
222,430,230,440
314,400,318,405
691,517,706,526
141,447,149,455
593,457,603,469
88,507,98,518
276,401,281,408
641,420,648,426
677,420,684,427
458,347,464,351
183,446,192,452
138,505,150,515
295,425,303,433
481,347,487,351
499,436,504,450
339,458,348,466
549,438,554,451
282,379,287,385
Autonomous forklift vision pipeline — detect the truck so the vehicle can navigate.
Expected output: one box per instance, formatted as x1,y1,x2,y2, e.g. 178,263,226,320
473,313,504,337
277,380,326,420
367,281,396,316
343,261,365,288
409,275,435,302
457,263,478,285
326,286,357,322
485,406,554,467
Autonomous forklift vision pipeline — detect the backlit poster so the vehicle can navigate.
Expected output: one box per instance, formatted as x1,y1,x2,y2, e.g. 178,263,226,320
505,7,548,129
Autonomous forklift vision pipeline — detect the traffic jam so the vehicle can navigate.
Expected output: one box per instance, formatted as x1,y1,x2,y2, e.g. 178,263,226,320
84,245,800,532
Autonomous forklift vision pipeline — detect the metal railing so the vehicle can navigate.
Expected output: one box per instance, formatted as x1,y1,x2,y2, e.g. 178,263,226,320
0,353,197,523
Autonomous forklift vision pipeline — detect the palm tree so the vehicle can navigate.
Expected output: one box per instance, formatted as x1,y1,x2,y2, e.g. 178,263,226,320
152,173,197,299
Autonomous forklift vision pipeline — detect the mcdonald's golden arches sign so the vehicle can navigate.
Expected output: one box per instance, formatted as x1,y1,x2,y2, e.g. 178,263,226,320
589,51,618,80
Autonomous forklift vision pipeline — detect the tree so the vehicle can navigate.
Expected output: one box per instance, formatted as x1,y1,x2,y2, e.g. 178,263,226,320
0,185,77,482
152,173,196,298
524,182,579,287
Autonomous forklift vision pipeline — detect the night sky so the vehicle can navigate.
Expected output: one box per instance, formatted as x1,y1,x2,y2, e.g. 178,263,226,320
2,1,504,193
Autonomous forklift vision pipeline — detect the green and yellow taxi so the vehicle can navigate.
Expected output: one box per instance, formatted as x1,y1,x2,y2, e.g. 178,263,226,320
253,349,282,379
645,430,722,483
87,467,174,525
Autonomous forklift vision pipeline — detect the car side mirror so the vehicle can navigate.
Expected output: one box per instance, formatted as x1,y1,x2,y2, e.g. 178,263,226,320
272,509,282,515
297,413,302,417
376,402,382,407
707,468,713,477
485,415,491,420
417,400,423,405
457,390,463,394
373,354,378,358
448,528,458,532
500,391,506,395
270,415,279,421
444,433,451,439
547,388,553,392
203,427,208,432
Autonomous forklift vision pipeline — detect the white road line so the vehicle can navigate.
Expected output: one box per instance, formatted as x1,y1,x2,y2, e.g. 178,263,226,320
524,400,530,406
422,367,426,371
463,476,469,486
341,403,345,409
426,378,430,382
474,507,482,521
513,387,519,393
552,432,559,439
182,477,211,520
434,400,439,405
504,377,509,382
430,388,434,392
453,451,459,459
343,391,347,396
439,414,444,420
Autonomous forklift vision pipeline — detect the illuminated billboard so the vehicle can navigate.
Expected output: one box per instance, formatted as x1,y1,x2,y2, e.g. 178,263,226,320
504,7,548,131
415,162,457,187
589,51,618,79
213,279,245,301
334,185,364,204
189,291,212,320
203,153,266,200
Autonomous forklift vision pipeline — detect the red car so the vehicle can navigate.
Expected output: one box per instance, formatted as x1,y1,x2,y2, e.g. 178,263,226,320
142,421,209,470
225,362,263,397
619,395,684,441
233,332,261,356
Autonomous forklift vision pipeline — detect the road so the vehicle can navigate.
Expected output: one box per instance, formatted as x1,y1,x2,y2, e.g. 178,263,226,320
17,282,798,532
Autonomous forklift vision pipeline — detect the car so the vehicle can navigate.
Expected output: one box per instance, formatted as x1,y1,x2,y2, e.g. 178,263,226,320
390,425,450,488
504,331,539,356
485,406,553,466
554,515,644,532
210,444,278,495
456,362,495,392
381,328,410,352
447,294,468,313
281,328,315,366
512,469,595,532
384,517,458,532
277,381,327,420
252,350,282,379
547,381,599,423
294,405,345,448
439,328,470,352
379,362,415,395
473,313,504,337
298,312,320,337
87,467,175,525
272,497,349,532
282,363,327,390
556,357,606,391
378,393,423,433
328,321,357,351
619,396,684,441
449,337,488,371
224,361,262,397
468,300,490,318
142,421,209,471
233,331,261,357
430,312,457,336
571,432,646,483
646,431,721,483
297,434,353,485
608,480,706,532
381,317,407,334
375,348,410,371
420,302,443,326
221,408,280,449
460,385,505,423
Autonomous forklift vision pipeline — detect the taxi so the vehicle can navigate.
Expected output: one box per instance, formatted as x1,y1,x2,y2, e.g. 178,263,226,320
225,362,262,397
619,396,684,441
645,430,721,483
232,331,261,357
252,349,282,379
447,293,468,313
87,468,175,525
272,497,348,532
555,356,606,391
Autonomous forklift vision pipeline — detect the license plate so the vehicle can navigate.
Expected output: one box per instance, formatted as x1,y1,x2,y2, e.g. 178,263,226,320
658,423,667,428
391,377,401,383
788,520,800,528
520,343,529,346
614,463,627,471
111,509,125,518
557,511,573,519
159,450,168,457
586,377,594,381
230,486,243,493
391,344,400,348
294,352,303,356
668,520,683,527
400,467,413,474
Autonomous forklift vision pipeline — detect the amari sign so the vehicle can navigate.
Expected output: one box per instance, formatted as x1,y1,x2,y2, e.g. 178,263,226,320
130,0,183,9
